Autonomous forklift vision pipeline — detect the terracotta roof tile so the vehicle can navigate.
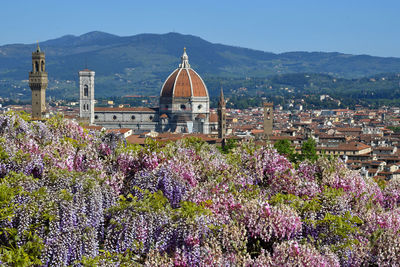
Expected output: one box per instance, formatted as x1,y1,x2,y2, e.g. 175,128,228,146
318,142,371,151
106,128,132,134
336,127,362,132
161,65,208,98
126,135,146,145
174,69,191,98
209,113,218,122
161,69,179,97
251,129,264,134
188,69,207,97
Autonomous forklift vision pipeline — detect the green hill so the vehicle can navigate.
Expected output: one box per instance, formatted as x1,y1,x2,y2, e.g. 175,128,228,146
1,31,400,99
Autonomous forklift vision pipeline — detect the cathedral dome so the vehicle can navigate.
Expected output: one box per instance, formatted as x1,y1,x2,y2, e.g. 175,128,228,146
160,48,208,98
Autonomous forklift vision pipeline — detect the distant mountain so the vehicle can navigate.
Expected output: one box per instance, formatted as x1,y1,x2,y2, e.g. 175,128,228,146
1,31,400,99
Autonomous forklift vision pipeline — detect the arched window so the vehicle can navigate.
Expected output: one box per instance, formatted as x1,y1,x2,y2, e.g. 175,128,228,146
84,85,89,97
41,61,44,72
86,104,89,110
35,61,39,72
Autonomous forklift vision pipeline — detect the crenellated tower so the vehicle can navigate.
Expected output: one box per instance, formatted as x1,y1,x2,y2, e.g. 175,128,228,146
29,43,48,120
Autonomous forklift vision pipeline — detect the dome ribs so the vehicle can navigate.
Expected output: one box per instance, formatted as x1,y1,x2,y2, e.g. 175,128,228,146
161,69,179,97
173,69,191,98
188,69,208,97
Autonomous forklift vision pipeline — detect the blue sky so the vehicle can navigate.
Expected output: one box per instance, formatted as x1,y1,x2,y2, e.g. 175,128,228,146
2,0,400,57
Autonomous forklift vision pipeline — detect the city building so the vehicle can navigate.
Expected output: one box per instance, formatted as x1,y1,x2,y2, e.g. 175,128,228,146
82,48,211,134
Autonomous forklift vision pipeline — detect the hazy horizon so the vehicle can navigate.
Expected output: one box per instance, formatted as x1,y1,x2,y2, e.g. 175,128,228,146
2,0,400,57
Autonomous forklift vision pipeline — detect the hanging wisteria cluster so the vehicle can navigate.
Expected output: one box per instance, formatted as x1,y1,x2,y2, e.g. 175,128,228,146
1,112,400,266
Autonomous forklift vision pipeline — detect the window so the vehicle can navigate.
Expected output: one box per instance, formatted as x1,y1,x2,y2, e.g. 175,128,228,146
94,115,98,120
180,104,186,110
84,85,89,97
131,115,135,120
149,116,153,120
198,104,202,110
41,61,44,72
35,61,39,72
113,115,117,120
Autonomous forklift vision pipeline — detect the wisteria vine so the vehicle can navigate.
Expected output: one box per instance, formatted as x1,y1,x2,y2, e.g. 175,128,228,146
0,112,399,266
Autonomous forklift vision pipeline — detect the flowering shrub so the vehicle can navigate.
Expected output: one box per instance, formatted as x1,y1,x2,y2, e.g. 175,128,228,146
0,112,399,266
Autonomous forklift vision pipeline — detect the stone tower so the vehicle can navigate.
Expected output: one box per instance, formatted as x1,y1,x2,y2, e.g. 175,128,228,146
29,43,48,120
263,102,273,137
218,87,226,139
79,69,95,124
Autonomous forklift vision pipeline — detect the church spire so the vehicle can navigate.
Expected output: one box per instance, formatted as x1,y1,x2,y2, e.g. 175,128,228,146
179,47,190,68
219,87,225,107
36,40,41,52
218,87,226,140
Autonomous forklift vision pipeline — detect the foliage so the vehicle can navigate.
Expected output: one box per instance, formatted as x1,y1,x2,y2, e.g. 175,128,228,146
0,112,400,265
274,139,299,163
387,126,400,133
219,138,238,154
300,138,318,163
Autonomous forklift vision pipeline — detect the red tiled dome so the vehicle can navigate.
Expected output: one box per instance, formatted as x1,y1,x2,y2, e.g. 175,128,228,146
160,49,208,98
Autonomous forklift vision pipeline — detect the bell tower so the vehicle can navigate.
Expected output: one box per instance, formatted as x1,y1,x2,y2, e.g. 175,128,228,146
79,69,95,124
29,43,48,120
218,87,226,139
264,102,273,137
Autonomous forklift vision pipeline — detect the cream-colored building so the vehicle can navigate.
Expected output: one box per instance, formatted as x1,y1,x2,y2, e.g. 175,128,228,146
81,49,211,134
317,142,372,156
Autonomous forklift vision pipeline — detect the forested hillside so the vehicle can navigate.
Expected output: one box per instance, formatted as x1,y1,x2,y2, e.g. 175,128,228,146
1,31,400,100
